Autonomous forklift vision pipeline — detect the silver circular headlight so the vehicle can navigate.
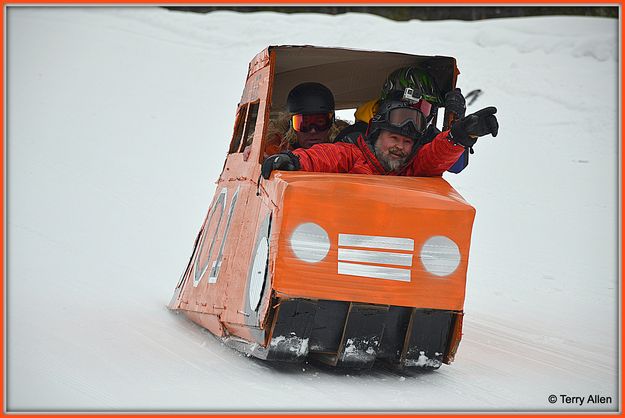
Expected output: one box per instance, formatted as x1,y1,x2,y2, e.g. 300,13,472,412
290,223,330,263
420,236,461,277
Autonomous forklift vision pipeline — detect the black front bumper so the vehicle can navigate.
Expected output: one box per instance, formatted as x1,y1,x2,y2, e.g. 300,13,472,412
232,298,462,370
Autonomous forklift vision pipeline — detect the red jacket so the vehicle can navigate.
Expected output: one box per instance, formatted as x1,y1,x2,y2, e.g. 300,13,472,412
291,131,464,176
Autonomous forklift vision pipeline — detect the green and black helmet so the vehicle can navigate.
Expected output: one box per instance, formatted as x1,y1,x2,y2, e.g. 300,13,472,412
380,66,443,106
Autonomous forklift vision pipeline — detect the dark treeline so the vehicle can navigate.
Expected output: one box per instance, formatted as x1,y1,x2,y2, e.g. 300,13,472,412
163,6,618,21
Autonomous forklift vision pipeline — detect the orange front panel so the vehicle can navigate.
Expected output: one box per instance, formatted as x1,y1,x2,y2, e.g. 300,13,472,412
270,173,475,310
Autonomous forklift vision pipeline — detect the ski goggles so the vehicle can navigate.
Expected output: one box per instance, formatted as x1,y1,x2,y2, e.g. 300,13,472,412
291,112,334,133
386,106,429,133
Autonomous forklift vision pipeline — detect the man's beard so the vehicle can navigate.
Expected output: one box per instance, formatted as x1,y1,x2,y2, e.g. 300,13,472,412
374,142,409,172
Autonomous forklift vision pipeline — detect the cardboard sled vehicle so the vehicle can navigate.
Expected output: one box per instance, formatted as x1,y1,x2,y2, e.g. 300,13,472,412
169,46,476,370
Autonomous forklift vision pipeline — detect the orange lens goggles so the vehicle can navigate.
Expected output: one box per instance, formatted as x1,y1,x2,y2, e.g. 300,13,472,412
291,113,334,133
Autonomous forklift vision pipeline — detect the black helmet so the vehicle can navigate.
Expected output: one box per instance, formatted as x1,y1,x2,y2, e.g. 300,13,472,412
380,66,443,106
287,82,335,115
367,99,433,143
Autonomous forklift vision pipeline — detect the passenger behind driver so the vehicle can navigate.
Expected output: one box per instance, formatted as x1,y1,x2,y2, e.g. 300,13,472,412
243,82,348,160
335,66,466,145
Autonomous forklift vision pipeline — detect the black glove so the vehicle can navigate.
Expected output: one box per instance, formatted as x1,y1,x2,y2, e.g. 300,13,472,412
444,88,466,119
450,106,499,148
261,152,300,179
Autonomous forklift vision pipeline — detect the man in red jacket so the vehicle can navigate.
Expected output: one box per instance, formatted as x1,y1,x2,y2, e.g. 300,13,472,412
261,95,498,179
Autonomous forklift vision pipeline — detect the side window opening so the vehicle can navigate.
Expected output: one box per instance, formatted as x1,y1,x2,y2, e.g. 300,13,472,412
239,102,260,153
228,101,260,156
229,104,248,154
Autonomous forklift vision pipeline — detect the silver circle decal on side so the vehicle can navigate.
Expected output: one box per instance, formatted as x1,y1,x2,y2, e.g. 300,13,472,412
249,236,269,312
420,235,461,277
290,222,330,263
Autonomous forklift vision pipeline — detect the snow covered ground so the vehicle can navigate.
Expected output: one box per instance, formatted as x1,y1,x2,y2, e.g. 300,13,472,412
6,7,620,412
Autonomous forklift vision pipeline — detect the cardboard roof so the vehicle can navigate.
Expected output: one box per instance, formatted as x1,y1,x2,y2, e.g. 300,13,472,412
268,45,458,111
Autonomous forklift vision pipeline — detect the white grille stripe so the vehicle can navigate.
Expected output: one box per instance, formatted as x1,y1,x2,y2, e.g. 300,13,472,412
338,262,411,282
338,234,414,251
338,248,413,267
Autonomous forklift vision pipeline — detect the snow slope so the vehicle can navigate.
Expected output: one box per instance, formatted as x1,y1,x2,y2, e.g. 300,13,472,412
6,7,619,412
